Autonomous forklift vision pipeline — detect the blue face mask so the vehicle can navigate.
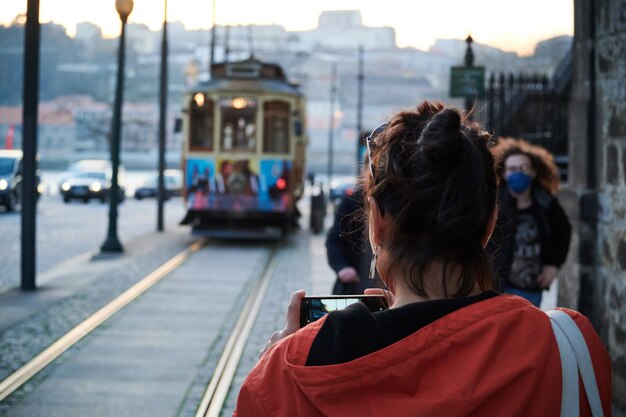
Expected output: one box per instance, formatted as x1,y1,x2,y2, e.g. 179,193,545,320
506,172,532,194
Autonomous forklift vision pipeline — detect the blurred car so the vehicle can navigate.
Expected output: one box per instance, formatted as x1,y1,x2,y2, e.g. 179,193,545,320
134,169,183,200
0,150,42,211
59,160,126,204
59,159,110,184
329,176,356,205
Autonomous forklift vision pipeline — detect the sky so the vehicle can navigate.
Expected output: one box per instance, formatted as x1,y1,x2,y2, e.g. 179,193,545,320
1,0,574,55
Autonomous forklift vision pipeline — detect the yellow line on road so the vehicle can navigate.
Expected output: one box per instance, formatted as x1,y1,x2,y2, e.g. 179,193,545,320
0,239,205,402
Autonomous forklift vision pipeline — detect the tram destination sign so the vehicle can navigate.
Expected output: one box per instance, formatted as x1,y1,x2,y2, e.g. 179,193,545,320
449,66,486,99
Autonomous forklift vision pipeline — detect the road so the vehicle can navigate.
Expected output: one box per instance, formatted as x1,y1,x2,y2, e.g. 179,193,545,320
0,192,187,293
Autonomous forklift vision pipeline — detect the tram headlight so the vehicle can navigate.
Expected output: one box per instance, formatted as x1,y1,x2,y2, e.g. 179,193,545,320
231,97,247,109
0,179,7,191
89,182,102,192
193,92,205,107
61,182,70,192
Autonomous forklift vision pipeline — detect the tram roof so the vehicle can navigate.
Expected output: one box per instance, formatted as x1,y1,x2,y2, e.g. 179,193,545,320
197,58,302,95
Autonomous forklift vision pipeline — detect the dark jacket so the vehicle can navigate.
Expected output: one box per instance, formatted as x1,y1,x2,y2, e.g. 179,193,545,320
487,187,572,291
325,189,383,294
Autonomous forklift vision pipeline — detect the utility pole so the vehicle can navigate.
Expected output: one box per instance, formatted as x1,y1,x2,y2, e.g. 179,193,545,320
464,35,475,116
224,25,230,64
248,25,254,57
209,0,216,73
327,63,337,187
356,45,364,172
157,0,168,232
21,0,40,290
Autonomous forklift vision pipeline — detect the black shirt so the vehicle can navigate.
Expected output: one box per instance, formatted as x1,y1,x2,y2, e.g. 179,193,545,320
509,205,542,290
306,291,500,366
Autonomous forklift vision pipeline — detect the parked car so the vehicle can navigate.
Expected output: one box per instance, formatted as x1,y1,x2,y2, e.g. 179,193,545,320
59,160,126,204
134,169,183,200
0,150,42,211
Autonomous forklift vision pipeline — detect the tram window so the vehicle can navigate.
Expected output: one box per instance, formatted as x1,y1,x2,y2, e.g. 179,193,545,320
263,101,290,154
190,99,214,151
221,98,257,152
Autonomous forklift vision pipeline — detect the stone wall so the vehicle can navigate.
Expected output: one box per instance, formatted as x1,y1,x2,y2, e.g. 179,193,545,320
565,0,626,409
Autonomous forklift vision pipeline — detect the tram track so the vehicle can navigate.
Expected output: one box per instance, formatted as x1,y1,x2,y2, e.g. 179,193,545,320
194,246,279,417
0,237,281,417
0,238,206,402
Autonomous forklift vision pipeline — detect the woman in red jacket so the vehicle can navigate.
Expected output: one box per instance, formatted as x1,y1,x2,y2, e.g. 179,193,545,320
234,101,612,417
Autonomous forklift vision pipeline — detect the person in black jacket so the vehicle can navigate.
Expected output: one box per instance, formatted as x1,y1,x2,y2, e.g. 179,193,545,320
487,138,571,307
326,187,384,294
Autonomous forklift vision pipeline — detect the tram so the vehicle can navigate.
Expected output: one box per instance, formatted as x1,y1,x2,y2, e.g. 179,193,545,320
180,58,307,238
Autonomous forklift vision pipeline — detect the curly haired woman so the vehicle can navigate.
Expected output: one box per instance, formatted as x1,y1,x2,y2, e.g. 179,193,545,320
487,138,572,307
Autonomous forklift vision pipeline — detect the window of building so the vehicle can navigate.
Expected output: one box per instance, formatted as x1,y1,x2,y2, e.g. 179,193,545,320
263,101,290,154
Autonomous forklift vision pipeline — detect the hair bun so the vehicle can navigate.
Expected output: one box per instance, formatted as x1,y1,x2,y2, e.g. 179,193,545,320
419,108,464,165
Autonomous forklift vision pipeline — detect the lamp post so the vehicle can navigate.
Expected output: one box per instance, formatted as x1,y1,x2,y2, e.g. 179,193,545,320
157,0,168,232
101,0,133,253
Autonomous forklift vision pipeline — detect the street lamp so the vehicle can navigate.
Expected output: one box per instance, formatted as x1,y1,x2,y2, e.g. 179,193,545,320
101,0,134,253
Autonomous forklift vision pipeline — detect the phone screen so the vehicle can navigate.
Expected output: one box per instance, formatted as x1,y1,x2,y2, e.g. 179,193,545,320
299,295,389,328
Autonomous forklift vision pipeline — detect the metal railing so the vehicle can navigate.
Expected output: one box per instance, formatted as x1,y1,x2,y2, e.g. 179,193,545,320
475,51,572,181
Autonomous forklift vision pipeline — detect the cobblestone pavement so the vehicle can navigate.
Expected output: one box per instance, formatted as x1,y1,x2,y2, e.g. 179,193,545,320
0,241,274,417
0,226,195,384
0,195,186,292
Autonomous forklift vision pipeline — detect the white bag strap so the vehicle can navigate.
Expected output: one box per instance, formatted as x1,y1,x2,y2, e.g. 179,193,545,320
549,312,580,417
547,310,604,417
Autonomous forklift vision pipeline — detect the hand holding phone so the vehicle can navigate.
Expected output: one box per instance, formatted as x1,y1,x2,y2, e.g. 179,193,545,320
299,295,389,328
259,289,305,359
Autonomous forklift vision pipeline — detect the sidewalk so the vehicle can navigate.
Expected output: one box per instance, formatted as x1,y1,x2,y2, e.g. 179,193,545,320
0,227,195,382
1,241,273,417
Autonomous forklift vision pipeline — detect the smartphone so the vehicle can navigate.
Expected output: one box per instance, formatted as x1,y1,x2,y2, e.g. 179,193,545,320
299,295,389,328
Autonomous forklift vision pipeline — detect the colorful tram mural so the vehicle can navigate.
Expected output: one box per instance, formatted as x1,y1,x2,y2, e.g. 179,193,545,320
180,59,307,238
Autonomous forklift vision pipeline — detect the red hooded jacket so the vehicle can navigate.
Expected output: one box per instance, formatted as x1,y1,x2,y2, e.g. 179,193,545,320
234,295,612,417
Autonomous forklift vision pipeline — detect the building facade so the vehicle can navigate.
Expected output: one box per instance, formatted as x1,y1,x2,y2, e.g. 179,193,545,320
560,0,626,410
296,11,396,51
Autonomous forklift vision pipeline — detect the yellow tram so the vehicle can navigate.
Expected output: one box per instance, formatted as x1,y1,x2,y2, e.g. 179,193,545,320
180,58,307,238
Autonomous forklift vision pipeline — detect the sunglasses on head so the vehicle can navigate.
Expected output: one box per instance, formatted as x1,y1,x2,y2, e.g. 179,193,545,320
365,122,389,214
365,122,389,179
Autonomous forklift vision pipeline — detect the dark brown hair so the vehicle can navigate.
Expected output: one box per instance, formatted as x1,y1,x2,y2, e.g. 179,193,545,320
361,101,497,298
491,137,560,194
